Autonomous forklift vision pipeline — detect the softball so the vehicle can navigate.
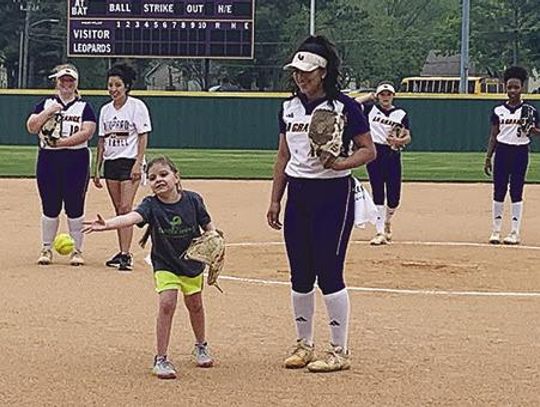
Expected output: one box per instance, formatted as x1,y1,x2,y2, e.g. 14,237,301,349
53,233,75,256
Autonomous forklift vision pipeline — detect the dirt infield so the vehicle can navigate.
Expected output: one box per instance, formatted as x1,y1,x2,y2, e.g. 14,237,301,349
1,179,539,406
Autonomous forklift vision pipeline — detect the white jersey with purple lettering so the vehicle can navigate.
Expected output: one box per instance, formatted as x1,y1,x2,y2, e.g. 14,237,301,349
99,96,152,160
33,96,96,150
491,102,539,146
363,104,409,146
278,93,369,179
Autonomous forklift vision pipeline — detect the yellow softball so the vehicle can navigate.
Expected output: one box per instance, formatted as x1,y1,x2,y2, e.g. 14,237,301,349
53,233,75,256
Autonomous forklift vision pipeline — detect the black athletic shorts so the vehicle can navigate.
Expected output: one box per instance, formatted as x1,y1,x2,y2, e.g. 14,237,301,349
103,158,136,181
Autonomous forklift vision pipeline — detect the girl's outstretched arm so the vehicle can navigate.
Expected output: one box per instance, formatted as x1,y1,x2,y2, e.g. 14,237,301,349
83,212,144,233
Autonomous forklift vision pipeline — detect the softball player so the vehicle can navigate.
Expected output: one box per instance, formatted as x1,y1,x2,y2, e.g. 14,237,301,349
484,66,540,245
356,83,411,245
267,35,376,373
94,63,151,271
26,64,96,266
84,156,216,379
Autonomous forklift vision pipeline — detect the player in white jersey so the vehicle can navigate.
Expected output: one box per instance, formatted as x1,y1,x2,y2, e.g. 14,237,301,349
484,66,540,245
267,35,375,373
93,63,152,271
356,83,411,245
26,64,96,266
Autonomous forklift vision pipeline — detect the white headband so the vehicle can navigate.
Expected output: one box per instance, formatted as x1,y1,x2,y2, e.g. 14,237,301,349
283,51,328,72
49,68,79,80
376,83,395,95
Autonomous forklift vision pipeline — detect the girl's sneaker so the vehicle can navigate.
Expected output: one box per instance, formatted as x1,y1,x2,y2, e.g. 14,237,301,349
193,342,214,368
152,356,177,379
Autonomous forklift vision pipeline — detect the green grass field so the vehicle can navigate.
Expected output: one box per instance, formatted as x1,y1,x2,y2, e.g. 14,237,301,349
1,145,540,183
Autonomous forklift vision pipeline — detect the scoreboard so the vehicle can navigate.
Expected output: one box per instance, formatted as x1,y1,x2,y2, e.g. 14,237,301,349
68,0,254,59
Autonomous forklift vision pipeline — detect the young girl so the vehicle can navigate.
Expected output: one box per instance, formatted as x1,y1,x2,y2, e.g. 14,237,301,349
84,156,215,379
356,83,411,245
484,66,540,245
94,63,151,271
26,64,96,266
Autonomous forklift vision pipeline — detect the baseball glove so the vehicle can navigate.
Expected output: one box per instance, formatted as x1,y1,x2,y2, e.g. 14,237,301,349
517,103,537,138
388,123,405,151
40,113,63,147
308,109,345,159
185,229,225,293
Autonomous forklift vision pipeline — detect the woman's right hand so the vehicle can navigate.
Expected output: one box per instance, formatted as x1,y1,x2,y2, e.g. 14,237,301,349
93,174,103,188
484,156,492,177
45,102,63,116
267,201,282,230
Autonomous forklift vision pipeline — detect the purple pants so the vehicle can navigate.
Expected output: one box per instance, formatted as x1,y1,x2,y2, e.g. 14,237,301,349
367,143,402,208
36,148,90,218
493,142,529,203
284,176,354,295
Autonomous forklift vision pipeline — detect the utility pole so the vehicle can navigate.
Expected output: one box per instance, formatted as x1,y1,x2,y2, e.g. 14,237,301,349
22,1,32,88
459,0,470,94
14,0,40,88
309,0,315,36
18,32,24,88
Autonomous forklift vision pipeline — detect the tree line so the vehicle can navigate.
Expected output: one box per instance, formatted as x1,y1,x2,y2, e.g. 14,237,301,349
0,0,538,90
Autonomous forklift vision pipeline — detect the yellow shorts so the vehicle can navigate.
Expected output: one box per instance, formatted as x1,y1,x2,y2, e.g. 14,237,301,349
154,270,203,295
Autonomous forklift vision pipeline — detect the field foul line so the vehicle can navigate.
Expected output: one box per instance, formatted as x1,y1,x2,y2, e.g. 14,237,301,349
226,239,540,251
220,239,540,298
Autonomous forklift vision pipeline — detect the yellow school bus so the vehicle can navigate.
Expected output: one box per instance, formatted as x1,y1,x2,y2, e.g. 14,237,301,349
400,76,505,95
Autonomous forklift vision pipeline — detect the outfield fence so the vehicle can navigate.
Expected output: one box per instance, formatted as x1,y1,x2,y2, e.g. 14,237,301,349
2,90,539,152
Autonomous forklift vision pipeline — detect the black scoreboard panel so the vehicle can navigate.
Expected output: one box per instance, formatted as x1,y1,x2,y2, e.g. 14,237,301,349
68,0,254,58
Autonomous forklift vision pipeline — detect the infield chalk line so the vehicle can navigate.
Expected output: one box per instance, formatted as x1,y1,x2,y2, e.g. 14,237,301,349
219,239,540,298
226,239,540,251
217,275,540,298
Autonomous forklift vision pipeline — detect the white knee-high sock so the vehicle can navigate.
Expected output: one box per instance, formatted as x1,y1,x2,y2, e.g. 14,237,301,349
323,288,350,350
375,205,385,234
386,206,397,224
511,202,523,234
492,201,504,232
291,289,315,345
68,216,84,251
42,215,59,249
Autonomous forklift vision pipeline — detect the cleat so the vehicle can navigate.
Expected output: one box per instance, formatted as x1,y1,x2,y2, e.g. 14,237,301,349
488,231,501,244
152,356,177,379
37,248,53,265
69,250,84,266
503,231,520,245
117,253,133,272
307,344,351,373
284,339,314,369
370,233,388,246
193,342,214,368
384,222,392,241
105,252,123,267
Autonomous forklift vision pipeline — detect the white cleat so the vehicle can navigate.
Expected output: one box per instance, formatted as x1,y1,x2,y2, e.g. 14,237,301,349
370,233,388,246
503,231,520,245
488,231,501,244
